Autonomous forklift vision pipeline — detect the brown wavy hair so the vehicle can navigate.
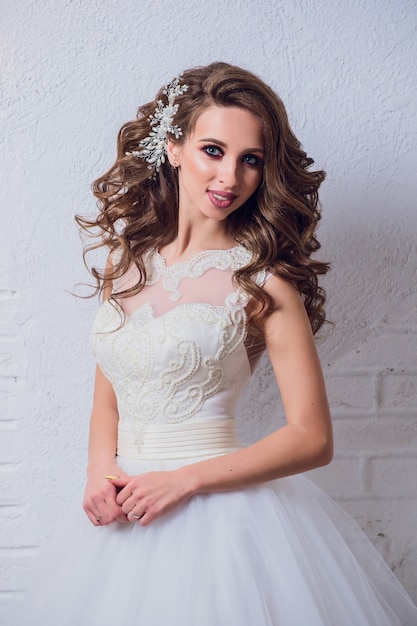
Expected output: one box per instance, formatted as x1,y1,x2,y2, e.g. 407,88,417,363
76,62,329,334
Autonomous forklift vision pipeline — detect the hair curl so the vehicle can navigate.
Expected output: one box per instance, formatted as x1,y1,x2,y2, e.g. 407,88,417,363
76,62,329,335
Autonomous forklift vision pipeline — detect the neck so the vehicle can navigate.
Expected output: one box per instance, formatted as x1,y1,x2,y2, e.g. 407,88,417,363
163,217,236,261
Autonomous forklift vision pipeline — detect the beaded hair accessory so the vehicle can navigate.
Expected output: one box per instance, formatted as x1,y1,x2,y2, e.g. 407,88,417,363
126,74,188,172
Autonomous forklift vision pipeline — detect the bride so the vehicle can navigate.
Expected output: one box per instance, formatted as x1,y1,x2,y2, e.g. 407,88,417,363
6,62,417,625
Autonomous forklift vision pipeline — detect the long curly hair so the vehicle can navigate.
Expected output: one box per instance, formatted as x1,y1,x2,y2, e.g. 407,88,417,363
76,62,329,334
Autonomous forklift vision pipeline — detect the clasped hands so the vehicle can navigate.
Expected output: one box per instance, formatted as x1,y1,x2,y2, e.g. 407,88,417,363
83,468,192,527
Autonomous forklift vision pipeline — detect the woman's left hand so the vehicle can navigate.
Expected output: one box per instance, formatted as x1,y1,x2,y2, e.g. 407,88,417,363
110,469,195,525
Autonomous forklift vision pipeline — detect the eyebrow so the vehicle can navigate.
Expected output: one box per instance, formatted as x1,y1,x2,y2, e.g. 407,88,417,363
197,137,265,154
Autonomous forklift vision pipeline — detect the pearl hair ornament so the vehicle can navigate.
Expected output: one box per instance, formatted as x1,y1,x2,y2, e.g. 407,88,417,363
126,74,188,173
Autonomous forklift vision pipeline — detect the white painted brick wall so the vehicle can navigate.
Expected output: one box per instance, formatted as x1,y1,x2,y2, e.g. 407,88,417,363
1,0,416,610
305,313,417,599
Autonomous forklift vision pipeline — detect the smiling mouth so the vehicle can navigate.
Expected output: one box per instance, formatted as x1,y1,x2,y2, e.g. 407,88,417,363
207,190,237,208
213,192,235,201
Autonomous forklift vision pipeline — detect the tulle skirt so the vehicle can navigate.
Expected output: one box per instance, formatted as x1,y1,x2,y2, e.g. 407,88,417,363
3,451,417,626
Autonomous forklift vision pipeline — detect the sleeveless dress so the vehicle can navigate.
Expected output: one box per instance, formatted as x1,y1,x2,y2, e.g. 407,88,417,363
4,245,417,626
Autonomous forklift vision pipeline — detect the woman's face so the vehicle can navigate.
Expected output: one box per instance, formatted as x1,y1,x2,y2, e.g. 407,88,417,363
167,105,264,223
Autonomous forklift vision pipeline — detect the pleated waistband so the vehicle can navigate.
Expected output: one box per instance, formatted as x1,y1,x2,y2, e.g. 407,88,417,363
117,418,241,460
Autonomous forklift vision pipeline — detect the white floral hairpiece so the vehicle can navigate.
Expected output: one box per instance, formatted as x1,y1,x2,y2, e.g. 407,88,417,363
126,74,188,173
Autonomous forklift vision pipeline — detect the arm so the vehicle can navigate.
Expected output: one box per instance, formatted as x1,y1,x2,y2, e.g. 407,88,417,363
83,265,129,525
82,365,129,525
86,364,120,473
114,275,332,524
183,275,333,491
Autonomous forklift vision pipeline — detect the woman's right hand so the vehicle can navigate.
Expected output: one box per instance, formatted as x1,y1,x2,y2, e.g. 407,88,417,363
83,467,130,526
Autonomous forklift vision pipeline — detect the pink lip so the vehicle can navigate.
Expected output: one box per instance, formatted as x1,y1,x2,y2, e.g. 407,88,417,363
207,190,237,209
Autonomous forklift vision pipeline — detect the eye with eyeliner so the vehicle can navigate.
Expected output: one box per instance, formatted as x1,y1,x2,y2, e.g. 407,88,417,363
243,154,263,168
202,145,263,167
202,145,223,158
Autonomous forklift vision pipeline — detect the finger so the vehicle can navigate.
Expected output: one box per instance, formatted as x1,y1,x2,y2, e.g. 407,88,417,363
84,507,105,526
83,496,103,523
96,493,130,525
86,500,128,526
85,490,119,526
105,499,130,524
88,493,110,523
107,475,130,491
103,482,128,515
116,486,135,506
128,509,146,523
135,507,159,526
120,494,138,515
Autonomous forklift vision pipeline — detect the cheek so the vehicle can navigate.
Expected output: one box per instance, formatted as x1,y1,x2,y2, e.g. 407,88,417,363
178,155,213,194
245,170,262,194
189,153,215,177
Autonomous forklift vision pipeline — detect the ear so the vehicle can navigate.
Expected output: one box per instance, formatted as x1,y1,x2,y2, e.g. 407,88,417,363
166,139,181,167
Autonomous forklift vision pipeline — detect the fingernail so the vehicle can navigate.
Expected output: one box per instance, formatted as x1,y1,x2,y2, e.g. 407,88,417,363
104,475,118,480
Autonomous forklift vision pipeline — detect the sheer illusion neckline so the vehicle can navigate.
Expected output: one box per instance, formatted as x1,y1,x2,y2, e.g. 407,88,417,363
154,244,244,270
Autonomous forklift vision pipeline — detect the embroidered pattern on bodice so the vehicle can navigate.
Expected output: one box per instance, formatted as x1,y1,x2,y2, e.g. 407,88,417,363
91,246,266,452
145,245,257,302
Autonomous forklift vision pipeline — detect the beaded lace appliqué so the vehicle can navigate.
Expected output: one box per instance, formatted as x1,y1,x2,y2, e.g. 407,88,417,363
148,245,261,301
92,246,265,453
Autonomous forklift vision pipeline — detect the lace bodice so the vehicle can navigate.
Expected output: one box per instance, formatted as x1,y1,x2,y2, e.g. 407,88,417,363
91,245,267,453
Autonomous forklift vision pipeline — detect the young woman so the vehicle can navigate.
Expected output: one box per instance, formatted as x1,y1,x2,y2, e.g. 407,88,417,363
7,62,417,625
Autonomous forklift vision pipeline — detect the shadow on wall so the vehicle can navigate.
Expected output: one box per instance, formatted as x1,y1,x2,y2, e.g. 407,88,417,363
239,216,417,431
237,218,417,601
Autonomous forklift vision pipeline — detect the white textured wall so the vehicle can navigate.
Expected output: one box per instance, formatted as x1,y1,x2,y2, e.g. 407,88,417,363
1,0,417,606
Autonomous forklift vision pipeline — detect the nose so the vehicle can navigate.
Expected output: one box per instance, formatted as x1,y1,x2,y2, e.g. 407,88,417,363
218,157,239,188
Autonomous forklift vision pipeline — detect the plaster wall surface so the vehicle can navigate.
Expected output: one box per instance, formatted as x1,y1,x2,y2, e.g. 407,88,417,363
1,0,416,609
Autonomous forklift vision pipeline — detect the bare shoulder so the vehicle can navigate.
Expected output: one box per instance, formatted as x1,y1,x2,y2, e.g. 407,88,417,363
262,274,313,343
103,251,116,301
263,274,304,312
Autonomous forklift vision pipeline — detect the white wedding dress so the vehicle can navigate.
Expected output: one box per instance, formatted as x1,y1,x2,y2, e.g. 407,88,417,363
4,245,417,625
